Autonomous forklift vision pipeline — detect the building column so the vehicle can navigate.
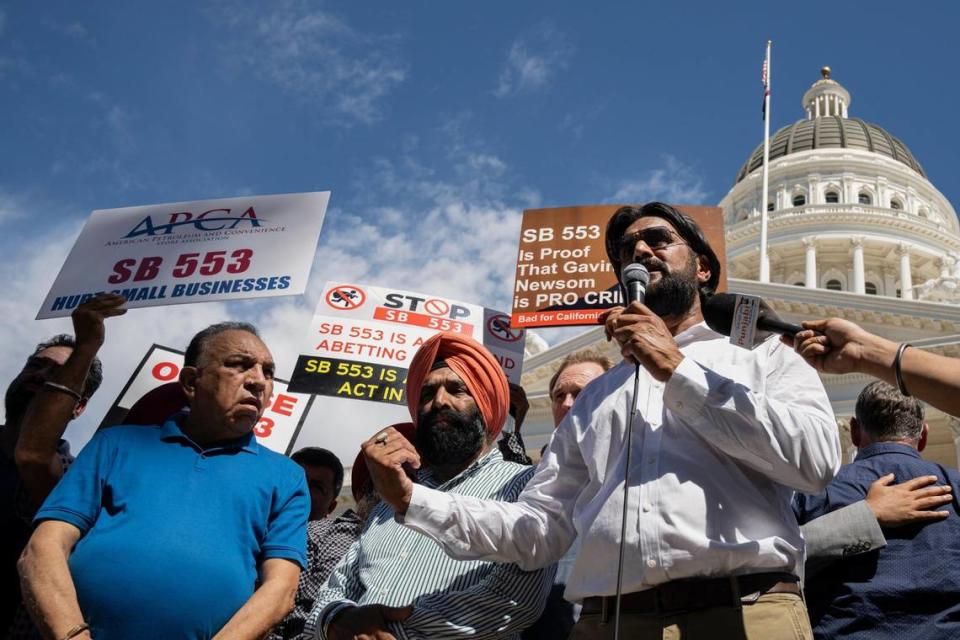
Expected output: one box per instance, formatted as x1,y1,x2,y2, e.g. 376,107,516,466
898,243,913,300
851,236,865,294
949,417,960,469
803,237,818,288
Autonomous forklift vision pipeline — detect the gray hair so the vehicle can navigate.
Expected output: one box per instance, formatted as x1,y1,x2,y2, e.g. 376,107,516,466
185,322,260,367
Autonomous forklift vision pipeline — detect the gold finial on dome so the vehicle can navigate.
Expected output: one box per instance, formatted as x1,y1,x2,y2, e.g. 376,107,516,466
821,66,832,79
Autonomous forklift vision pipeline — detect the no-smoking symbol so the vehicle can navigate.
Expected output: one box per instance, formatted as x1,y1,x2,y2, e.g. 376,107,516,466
423,298,449,317
326,285,366,310
487,314,523,342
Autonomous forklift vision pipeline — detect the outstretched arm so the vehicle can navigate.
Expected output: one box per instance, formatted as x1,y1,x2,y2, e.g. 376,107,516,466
16,294,125,508
787,317,960,416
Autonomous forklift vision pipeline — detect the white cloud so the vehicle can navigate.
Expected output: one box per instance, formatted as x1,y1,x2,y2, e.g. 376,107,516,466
209,0,407,125
62,23,91,42
495,23,573,98
608,156,709,204
0,129,536,451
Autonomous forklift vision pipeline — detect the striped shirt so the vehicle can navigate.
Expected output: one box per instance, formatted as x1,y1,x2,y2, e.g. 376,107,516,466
305,448,555,639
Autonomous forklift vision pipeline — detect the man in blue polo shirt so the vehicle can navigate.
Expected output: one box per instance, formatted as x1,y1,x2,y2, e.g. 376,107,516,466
794,381,960,639
19,322,309,640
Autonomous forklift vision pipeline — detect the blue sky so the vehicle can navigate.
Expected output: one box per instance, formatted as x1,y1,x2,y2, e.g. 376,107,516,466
2,0,958,448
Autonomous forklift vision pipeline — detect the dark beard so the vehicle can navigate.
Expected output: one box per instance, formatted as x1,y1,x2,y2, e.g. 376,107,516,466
640,254,699,318
415,406,486,468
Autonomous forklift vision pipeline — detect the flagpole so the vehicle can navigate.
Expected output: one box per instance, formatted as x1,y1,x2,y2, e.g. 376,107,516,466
759,40,772,282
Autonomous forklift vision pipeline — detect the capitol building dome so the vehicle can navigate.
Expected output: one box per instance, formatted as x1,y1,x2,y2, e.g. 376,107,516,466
720,67,960,304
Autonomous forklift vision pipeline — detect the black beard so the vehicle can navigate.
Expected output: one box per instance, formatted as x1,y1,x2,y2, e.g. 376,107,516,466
640,254,699,318
415,406,486,469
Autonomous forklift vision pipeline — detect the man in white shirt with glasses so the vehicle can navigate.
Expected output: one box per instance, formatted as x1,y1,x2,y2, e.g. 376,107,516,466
363,202,840,640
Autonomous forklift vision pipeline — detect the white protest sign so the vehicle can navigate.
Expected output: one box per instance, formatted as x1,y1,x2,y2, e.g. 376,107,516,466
99,344,313,455
284,282,526,470
38,191,330,319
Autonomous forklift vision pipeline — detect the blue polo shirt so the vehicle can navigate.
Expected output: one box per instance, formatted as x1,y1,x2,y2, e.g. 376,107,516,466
794,442,960,640
35,416,309,640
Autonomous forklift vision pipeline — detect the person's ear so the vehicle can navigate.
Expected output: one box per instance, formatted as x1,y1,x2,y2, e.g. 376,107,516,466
918,423,929,452
179,366,199,404
850,417,862,448
696,254,711,285
72,399,88,420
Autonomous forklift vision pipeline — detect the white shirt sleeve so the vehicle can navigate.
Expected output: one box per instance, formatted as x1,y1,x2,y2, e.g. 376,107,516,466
663,339,841,493
402,416,586,572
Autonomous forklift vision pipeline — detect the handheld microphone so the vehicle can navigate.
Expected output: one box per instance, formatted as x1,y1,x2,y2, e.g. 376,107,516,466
621,263,651,306
703,292,806,338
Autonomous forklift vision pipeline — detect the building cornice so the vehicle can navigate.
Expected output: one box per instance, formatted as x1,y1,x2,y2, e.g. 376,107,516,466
728,278,960,335
726,207,960,254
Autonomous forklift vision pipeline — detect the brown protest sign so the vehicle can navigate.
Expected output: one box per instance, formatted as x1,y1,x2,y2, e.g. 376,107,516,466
510,204,726,328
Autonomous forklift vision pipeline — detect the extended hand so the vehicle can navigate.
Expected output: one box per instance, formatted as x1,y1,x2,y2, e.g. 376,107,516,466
72,293,127,349
600,303,683,381
328,604,414,640
867,473,952,528
783,317,881,375
362,427,421,516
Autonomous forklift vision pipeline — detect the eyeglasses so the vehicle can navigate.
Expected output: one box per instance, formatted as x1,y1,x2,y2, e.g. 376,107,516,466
618,227,688,259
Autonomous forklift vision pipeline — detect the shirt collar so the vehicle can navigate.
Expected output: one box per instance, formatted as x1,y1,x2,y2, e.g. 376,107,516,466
419,447,504,490
855,441,921,461
674,321,718,347
159,413,259,455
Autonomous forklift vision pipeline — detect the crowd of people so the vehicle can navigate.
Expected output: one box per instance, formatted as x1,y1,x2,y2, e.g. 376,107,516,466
3,202,960,639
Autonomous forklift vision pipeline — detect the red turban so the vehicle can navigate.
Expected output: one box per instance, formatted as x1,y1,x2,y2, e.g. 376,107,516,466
406,332,510,439
351,422,416,502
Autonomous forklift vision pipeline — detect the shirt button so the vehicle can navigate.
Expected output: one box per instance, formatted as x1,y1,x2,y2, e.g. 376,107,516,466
642,504,652,512
399,551,408,560
647,458,656,465
646,558,657,568
676,401,684,408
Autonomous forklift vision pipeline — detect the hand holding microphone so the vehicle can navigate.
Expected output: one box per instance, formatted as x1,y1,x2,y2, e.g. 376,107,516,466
600,263,684,381
702,293,860,374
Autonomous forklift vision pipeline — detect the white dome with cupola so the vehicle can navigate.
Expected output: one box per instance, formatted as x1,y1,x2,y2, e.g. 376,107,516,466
720,67,960,303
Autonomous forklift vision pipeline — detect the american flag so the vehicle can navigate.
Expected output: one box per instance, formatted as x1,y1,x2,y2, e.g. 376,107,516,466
761,55,770,118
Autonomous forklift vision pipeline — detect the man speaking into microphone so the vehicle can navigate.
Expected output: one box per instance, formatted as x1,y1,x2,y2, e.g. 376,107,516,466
364,202,840,640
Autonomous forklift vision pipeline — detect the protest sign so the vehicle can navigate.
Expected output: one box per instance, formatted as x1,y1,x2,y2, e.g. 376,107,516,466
99,344,313,455
38,191,330,319
285,283,526,470
510,204,726,328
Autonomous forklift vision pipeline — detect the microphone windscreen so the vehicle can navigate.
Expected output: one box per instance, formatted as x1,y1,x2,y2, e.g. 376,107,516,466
702,293,738,335
703,293,783,338
621,263,650,289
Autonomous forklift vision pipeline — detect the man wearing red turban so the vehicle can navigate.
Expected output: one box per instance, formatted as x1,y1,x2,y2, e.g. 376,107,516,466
304,333,553,640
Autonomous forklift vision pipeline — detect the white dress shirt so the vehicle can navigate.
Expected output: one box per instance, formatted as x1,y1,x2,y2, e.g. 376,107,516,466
403,323,840,601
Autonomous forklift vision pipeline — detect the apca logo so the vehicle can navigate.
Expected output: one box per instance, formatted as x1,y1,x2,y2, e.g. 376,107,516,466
123,207,264,238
